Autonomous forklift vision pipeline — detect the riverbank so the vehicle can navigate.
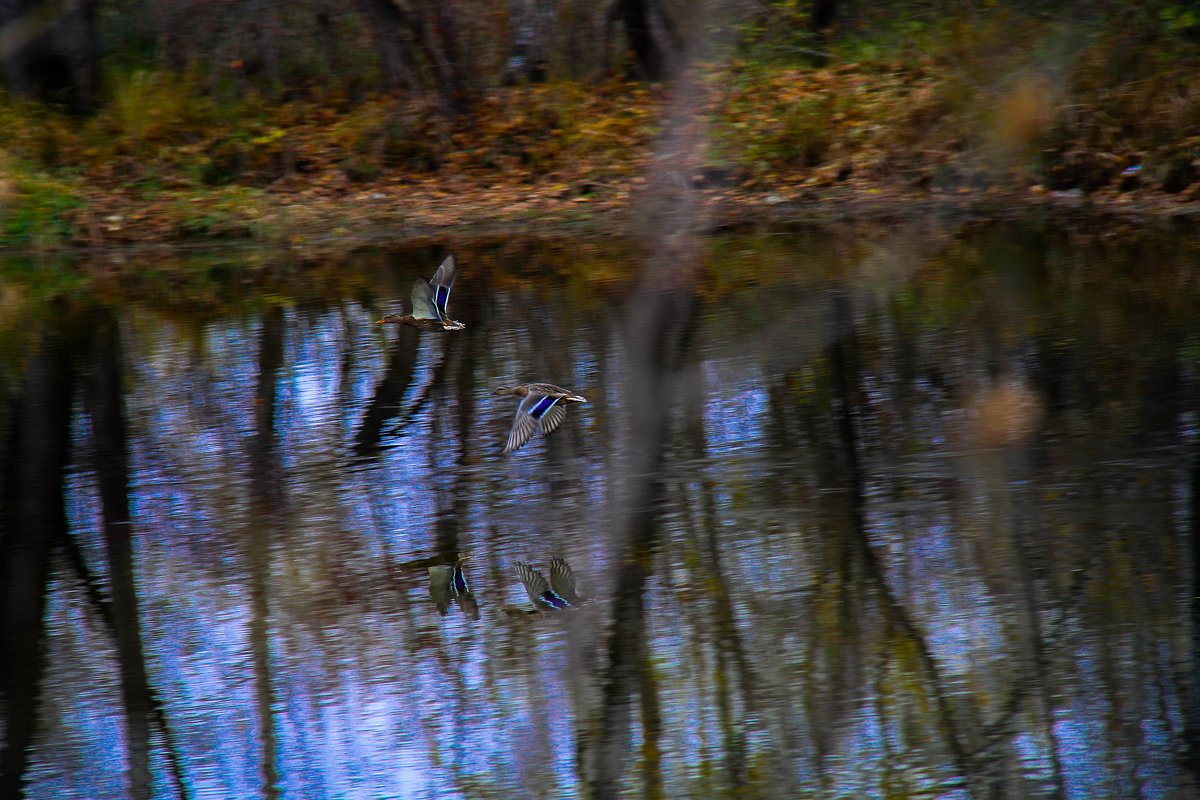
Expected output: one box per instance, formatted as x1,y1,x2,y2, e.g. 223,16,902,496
55,172,1200,257
5,10,1200,256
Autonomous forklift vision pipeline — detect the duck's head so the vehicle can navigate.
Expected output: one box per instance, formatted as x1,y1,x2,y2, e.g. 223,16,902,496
376,314,407,324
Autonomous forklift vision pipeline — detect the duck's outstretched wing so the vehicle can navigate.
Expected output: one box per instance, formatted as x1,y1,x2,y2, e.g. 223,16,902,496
503,392,563,454
452,560,479,620
410,278,440,320
538,402,567,437
428,565,454,614
515,561,570,610
504,406,540,454
429,254,457,321
548,557,585,606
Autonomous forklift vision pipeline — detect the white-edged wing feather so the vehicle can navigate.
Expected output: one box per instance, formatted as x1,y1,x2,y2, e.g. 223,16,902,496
504,401,542,454
538,402,567,436
409,278,439,320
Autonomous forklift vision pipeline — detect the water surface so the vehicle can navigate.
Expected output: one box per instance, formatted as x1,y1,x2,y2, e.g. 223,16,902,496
2,222,1198,799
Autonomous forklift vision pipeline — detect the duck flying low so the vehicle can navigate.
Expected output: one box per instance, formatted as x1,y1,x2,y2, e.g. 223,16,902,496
491,383,586,454
377,254,466,331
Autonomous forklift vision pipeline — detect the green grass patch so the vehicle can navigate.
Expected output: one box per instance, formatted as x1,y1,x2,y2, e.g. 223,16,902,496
0,156,84,248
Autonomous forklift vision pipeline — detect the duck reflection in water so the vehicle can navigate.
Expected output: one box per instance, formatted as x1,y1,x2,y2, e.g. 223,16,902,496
428,558,479,619
509,558,588,615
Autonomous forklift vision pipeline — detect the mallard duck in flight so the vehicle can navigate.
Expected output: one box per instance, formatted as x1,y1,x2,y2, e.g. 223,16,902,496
491,383,586,454
376,254,466,330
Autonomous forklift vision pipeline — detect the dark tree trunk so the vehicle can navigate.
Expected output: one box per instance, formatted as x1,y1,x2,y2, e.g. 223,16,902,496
0,335,75,798
354,0,420,95
0,0,100,109
811,0,838,31
614,0,675,81
353,0,470,115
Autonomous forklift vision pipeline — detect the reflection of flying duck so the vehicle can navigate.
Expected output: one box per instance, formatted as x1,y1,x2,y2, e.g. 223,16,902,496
377,254,467,331
428,559,479,619
514,558,588,612
491,383,587,454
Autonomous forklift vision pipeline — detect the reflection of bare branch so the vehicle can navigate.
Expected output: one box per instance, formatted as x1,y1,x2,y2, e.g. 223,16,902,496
55,533,192,800
1009,518,1068,798
355,331,454,454
827,289,978,794
674,397,771,792
354,326,421,454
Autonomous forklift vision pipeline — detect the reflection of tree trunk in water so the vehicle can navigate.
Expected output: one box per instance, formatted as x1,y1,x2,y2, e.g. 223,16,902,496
0,337,74,799
248,308,285,800
1009,516,1067,799
82,312,152,800
636,624,664,800
581,7,713,790
582,285,695,800
827,289,977,795
354,326,420,455
434,335,472,556
55,530,191,799
678,394,764,793
434,336,479,623
1186,456,1200,783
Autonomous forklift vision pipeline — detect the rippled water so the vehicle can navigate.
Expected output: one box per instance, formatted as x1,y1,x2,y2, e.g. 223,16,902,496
2,222,1199,799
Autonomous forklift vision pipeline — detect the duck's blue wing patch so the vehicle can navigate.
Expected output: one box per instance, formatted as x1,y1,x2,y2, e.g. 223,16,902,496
538,590,570,609
451,562,469,595
434,285,451,317
528,394,560,420
429,254,457,319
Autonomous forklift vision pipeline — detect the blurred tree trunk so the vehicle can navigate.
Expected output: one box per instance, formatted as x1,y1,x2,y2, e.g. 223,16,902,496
355,0,419,95
0,336,74,798
0,0,100,109
614,0,676,80
82,312,153,800
582,285,697,800
354,0,470,114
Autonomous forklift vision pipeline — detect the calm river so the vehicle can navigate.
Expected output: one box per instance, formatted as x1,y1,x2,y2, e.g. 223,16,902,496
2,219,1198,799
